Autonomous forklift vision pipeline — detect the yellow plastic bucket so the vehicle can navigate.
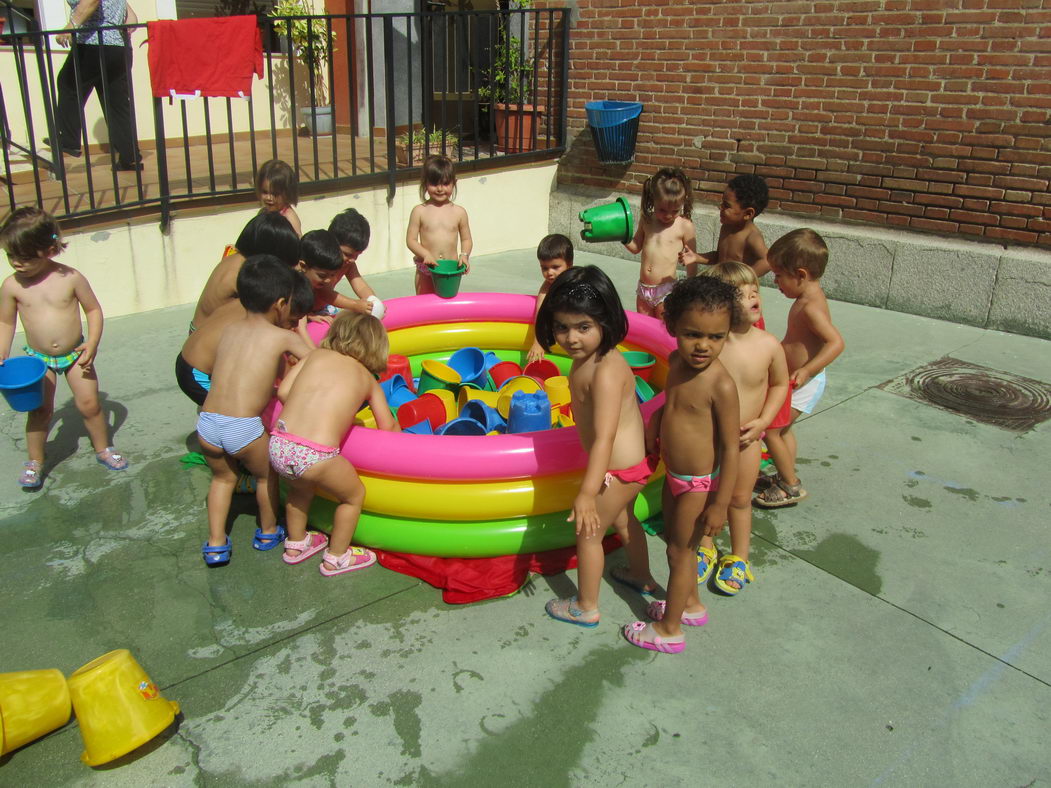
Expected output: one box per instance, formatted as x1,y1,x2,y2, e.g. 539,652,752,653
67,649,179,767
457,388,500,411
416,359,461,395
0,668,71,755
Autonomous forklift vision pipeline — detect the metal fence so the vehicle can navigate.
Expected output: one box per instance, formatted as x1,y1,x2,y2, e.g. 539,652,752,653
0,4,569,229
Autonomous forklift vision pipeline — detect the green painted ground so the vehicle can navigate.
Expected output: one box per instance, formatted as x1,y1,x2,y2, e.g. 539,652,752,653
1,249,1048,786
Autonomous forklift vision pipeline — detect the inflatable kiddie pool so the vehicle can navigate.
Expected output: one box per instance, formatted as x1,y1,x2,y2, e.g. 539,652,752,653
283,292,674,558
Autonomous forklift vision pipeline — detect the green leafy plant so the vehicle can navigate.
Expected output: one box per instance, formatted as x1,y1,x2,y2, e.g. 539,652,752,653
396,128,460,150
269,0,336,106
479,2,535,106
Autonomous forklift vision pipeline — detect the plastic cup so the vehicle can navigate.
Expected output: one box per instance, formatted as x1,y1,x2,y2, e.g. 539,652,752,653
379,374,417,410
397,393,448,431
432,258,461,274
0,356,48,412
447,347,487,388
67,649,180,767
487,360,522,390
497,376,544,419
402,419,434,435
380,354,415,392
635,375,656,404
543,375,571,410
508,390,552,433
416,359,461,395
461,400,507,433
436,417,488,436
523,358,560,381
0,668,72,755
579,197,634,243
428,388,458,423
621,350,656,382
458,388,501,411
431,263,467,298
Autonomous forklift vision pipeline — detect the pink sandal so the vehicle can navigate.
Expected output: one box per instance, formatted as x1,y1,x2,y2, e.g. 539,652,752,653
319,546,377,577
282,531,329,565
645,599,709,627
622,621,686,654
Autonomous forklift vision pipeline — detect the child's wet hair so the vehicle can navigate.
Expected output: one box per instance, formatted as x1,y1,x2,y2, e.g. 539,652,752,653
0,206,67,259
320,312,390,376
237,254,299,313
700,262,758,330
535,265,627,357
419,154,457,201
768,228,828,279
256,159,298,206
300,229,343,271
537,233,574,264
663,275,738,334
235,212,299,266
289,270,314,317
641,167,693,220
727,174,769,217
328,208,371,253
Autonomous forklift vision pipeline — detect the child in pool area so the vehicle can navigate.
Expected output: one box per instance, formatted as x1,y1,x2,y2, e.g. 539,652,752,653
686,173,771,278
272,312,399,576
406,155,473,296
535,265,657,628
623,167,697,319
623,276,740,654
527,233,573,364
696,262,788,594
0,207,128,488
177,273,314,407
328,209,384,319
190,211,300,333
196,256,313,566
754,229,844,509
257,158,302,236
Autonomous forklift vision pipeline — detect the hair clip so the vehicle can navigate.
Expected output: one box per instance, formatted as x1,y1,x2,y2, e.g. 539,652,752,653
51,233,58,239
567,282,599,301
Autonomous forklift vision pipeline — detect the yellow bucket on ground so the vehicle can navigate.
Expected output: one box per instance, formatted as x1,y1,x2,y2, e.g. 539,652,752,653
0,668,71,755
67,649,179,767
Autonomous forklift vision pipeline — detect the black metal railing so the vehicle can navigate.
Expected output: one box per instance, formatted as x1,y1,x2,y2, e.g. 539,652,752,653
0,4,570,229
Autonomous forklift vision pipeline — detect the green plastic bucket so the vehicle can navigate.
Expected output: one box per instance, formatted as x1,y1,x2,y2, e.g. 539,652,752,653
433,258,461,274
579,197,633,243
432,264,466,298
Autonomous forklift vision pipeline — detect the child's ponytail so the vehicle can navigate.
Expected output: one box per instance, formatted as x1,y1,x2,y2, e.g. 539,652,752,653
641,167,693,220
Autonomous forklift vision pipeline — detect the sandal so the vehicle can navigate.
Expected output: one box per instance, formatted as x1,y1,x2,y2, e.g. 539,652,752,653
282,531,329,565
610,565,657,596
319,546,376,577
753,474,807,508
253,524,287,551
712,554,754,595
545,597,600,628
96,447,129,471
622,621,685,654
645,599,708,627
202,538,231,566
753,473,775,494
696,545,717,585
19,460,43,489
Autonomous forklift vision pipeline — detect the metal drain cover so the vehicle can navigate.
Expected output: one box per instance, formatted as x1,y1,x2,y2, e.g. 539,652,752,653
878,357,1051,432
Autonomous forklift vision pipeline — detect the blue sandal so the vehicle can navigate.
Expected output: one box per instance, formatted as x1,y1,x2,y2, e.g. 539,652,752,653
253,525,287,551
202,538,231,566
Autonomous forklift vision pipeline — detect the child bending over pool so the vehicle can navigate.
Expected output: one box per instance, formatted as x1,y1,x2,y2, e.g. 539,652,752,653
623,167,697,319
623,276,739,654
197,256,313,566
406,155,473,295
272,312,399,576
0,207,128,489
536,265,656,628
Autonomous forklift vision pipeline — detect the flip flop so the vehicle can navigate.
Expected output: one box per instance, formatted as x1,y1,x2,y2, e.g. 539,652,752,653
282,531,329,565
545,597,600,628
96,447,128,471
253,525,287,551
319,546,377,577
610,565,657,596
622,621,685,654
202,538,231,566
645,599,708,627
712,554,754,595
696,545,717,585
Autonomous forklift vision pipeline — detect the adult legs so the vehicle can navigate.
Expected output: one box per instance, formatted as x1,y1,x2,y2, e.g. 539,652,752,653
98,45,139,167
55,44,102,152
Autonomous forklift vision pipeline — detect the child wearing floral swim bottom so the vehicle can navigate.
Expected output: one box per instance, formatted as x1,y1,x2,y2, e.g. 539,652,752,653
623,276,740,654
0,207,128,489
271,312,399,577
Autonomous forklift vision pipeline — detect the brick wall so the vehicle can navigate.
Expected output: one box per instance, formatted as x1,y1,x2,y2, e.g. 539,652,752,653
538,0,1051,248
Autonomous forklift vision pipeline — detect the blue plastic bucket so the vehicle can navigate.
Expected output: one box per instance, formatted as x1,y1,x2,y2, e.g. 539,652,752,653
436,417,487,436
461,400,507,434
447,347,487,389
380,374,417,410
508,390,552,434
0,356,48,412
585,101,643,165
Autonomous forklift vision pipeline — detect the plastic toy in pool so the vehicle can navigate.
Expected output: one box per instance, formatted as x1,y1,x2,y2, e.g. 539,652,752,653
276,292,674,558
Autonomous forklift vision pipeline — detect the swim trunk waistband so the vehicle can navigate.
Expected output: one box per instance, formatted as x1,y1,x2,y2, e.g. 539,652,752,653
666,466,720,497
604,454,660,487
24,338,84,373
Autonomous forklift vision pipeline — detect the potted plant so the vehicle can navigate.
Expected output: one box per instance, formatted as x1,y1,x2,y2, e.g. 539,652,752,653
479,3,544,153
269,0,336,135
396,128,460,166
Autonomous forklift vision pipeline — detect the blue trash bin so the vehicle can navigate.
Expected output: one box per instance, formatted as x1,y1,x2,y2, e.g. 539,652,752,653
585,101,643,165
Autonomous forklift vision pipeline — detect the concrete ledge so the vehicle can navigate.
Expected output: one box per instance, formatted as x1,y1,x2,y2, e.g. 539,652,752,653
550,185,1051,339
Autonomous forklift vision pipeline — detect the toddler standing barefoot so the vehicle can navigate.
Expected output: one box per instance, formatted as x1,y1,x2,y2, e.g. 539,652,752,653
406,155,473,295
